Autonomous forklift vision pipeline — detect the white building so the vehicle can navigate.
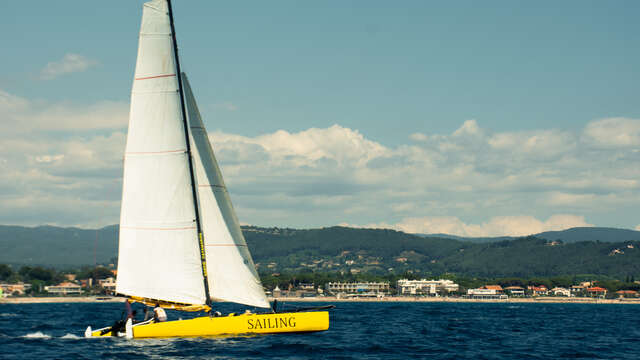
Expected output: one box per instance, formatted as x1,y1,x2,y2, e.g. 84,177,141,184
504,286,525,297
325,282,389,295
44,282,82,295
551,287,571,297
467,288,508,299
98,277,117,293
397,279,459,296
0,283,32,296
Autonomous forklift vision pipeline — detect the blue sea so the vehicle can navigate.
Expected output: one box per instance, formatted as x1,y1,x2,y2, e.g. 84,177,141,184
0,301,638,359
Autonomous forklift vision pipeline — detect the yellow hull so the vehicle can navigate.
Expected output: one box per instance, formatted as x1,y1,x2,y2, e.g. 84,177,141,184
91,311,329,338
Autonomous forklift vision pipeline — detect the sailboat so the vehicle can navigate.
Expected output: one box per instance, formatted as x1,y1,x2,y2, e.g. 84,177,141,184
85,0,330,338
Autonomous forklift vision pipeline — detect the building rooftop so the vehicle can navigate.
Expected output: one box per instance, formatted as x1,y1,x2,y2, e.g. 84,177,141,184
616,290,638,294
483,285,503,291
587,287,607,292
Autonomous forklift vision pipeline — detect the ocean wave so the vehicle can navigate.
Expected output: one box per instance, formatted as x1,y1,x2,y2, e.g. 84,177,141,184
0,313,18,318
3,302,640,359
23,332,52,339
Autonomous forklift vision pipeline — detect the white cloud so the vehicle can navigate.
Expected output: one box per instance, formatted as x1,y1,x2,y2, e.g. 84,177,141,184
39,53,98,80
34,154,64,163
636,225,640,231
0,89,128,133
453,119,482,137
1,90,638,232
204,118,638,230
488,129,576,158
547,192,597,206
0,89,29,111
210,124,389,169
346,214,593,237
583,117,640,148
0,89,127,226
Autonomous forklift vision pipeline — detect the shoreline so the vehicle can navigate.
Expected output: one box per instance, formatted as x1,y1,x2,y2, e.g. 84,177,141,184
2,296,640,305
0,296,126,304
271,296,640,304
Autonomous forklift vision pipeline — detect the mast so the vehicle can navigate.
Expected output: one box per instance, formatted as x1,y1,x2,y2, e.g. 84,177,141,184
167,0,212,308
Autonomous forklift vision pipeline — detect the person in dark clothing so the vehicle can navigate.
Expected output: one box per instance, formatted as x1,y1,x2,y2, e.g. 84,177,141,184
101,302,138,336
102,319,125,336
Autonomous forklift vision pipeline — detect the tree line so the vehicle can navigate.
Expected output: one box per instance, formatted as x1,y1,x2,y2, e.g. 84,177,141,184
0,264,114,295
3,263,639,297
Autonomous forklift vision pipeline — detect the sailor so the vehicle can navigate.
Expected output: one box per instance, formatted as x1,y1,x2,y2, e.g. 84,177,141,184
154,303,168,322
129,310,138,323
125,299,134,319
102,301,135,336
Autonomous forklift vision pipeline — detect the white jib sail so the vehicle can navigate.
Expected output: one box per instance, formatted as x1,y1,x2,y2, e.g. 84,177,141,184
182,73,270,309
116,0,206,306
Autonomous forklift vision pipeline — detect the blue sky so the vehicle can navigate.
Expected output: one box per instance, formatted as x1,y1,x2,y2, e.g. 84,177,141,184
1,1,639,235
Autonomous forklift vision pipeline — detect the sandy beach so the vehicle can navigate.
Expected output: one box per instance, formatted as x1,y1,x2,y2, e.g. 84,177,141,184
271,296,640,304
0,296,126,304
2,296,640,305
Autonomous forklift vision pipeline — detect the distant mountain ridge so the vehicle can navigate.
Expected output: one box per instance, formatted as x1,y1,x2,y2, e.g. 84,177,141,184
1,224,639,278
419,233,515,243
419,227,640,243
535,227,640,243
0,224,119,267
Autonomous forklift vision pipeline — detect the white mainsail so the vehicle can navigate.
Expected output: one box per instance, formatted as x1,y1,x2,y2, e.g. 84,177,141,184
183,73,270,309
116,0,206,306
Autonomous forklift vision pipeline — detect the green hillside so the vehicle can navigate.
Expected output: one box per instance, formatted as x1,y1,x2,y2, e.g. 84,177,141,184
1,225,639,279
0,225,118,267
245,227,640,279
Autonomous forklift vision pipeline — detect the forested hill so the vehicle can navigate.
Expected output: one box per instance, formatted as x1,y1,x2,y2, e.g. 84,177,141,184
243,226,640,278
536,227,640,243
0,225,118,267
1,225,639,279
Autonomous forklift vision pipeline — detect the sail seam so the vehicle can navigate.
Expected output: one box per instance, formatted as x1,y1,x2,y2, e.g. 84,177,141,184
121,226,196,231
135,74,176,81
143,3,164,13
132,90,179,94
126,149,186,155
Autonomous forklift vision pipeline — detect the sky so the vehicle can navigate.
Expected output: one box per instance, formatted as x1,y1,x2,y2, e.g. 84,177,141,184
1,1,639,236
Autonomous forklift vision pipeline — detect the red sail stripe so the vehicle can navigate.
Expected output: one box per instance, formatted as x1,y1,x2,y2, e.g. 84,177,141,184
135,73,176,80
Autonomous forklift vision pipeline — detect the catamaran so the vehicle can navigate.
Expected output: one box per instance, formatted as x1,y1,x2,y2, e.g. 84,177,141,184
85,0,330,338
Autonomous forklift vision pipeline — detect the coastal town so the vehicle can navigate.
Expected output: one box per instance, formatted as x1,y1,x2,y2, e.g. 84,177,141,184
2,264,639,303
265,279,640,302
